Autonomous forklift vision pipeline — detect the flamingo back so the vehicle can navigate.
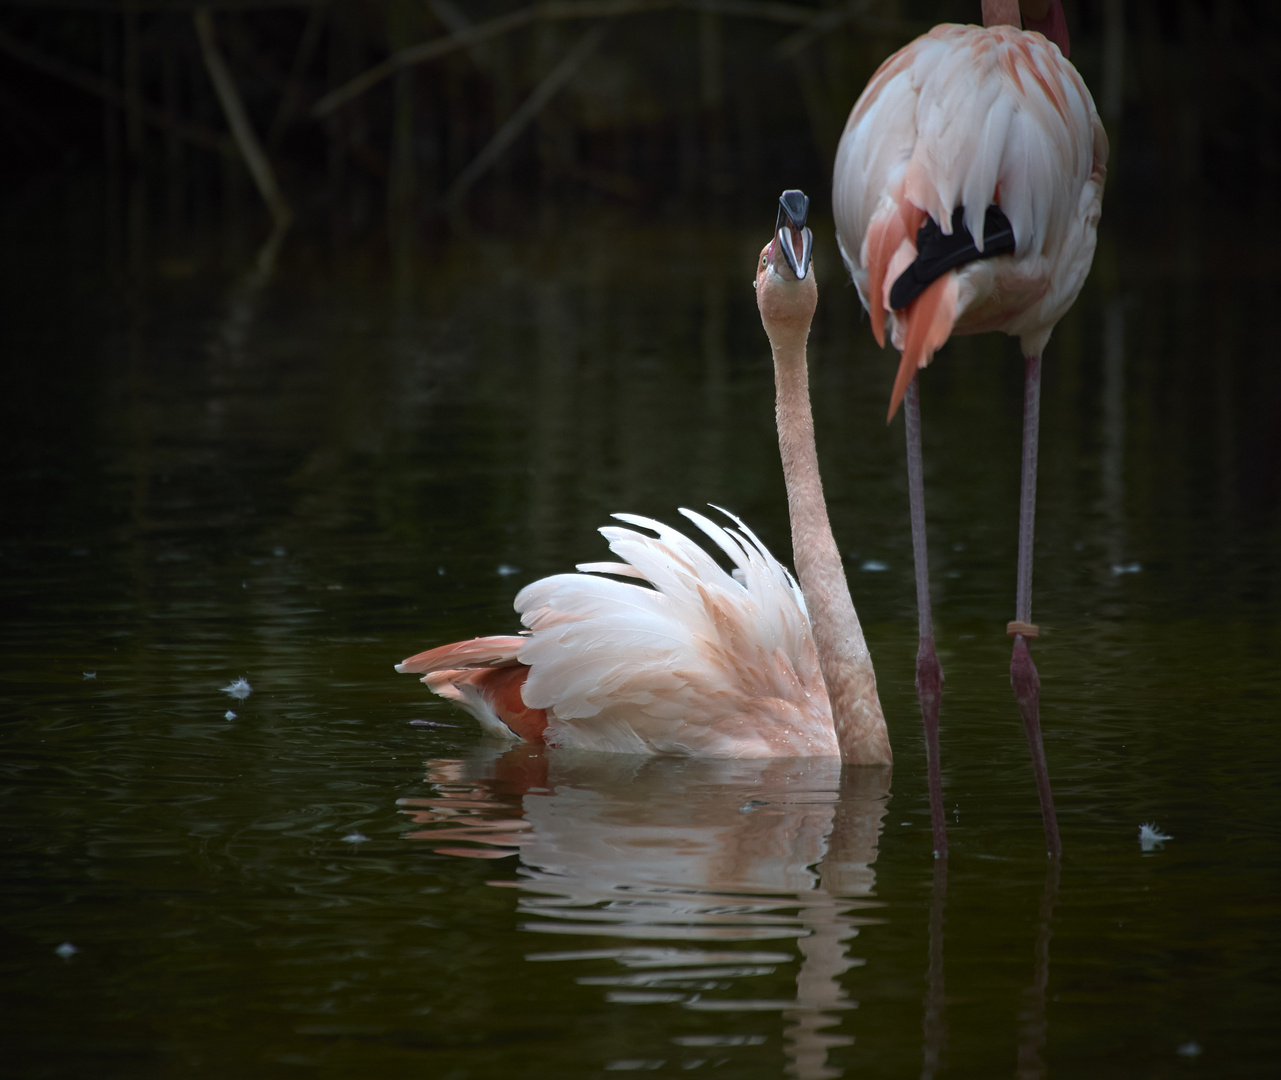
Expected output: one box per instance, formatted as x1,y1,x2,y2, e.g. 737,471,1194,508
514,509,839,757
833,23,1107,413
400,510,841,757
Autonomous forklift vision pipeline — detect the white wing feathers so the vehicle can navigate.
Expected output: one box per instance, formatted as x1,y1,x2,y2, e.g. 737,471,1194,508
513,509,837,758
903,32,1088,257
834,24,1107,353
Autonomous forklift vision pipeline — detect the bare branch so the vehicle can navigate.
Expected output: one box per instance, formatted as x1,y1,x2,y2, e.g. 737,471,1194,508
193,6,292,227
267,0,327,148
313,0,821,118
444,21,610,208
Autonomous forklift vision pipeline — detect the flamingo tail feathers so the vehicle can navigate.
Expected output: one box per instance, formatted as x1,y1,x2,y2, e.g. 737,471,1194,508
396,636,548,743
885,273,960,423
396,635,526,674
865,197,926,348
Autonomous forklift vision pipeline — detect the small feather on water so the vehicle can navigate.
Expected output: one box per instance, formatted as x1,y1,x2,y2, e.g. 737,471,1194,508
221,677,252,699
83,672,96,680
1139,822,1172,850
55,942,78,959
224,710,237,721
343,832,370,844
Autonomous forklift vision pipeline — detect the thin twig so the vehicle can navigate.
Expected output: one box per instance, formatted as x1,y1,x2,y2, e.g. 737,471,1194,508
267,0,327,148
777,11,924,59
429,0,504,75
313,0,819,118
444,21,610,209
193,6,292,228
0,24,235,156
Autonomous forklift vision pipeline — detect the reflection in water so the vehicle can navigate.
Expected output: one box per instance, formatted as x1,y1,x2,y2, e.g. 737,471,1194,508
211,220,289,369
920,857,948,1080
400,749,890,1078
1016,858,1061,1080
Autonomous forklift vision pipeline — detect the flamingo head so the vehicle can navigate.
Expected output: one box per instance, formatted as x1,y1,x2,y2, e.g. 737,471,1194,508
755,189,817,343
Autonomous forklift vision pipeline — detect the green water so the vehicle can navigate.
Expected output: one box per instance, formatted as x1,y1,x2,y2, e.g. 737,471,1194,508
2,188,1279,1078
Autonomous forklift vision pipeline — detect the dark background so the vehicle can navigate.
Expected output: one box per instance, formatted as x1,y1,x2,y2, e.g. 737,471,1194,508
2,0,1278,245
3,0,1279,527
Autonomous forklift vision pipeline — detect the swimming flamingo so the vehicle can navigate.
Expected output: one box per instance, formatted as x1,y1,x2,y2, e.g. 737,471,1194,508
832,0,1107,853
398,191,890,764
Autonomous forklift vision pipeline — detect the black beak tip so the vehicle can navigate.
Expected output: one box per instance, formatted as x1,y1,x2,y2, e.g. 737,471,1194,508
777,189,810,232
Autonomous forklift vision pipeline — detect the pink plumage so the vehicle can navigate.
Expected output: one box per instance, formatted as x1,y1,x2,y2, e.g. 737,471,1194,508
399,207,890,764
833,22,1108,421
398,510,840,758
831,5,1105,856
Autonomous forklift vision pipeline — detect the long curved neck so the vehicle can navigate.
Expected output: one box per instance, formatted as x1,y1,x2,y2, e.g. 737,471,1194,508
771,322,891,765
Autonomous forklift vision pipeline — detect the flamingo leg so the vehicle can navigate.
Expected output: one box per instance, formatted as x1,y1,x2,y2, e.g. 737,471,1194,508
905,374,947,858
1010,353,1061,856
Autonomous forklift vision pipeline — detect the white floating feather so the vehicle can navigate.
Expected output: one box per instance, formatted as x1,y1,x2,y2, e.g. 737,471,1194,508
1139,822,1172,850
220,677,252,699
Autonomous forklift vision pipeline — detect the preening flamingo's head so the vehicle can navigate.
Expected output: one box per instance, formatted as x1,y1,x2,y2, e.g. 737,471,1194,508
756,189,817,346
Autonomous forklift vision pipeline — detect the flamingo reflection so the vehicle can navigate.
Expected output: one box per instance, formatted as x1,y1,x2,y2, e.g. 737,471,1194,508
399,748,890,1078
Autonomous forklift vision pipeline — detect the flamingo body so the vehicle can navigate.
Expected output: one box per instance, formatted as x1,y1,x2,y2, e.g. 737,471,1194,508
831,7,1104,853
398,509,840,758
401,195,889,764
833,23,1107,419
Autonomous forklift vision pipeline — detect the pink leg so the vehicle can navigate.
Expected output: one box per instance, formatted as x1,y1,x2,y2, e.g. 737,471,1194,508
1010,354,1060,856
905,375,947,858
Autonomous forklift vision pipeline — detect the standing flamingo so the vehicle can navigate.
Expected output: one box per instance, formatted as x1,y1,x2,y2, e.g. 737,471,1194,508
397,192,891,764
832,0,1107,853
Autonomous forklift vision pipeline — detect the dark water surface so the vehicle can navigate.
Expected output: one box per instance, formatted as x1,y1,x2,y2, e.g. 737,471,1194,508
3,186,1280,1078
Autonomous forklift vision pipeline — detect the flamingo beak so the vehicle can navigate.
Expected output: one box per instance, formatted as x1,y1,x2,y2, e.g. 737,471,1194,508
775,189,813,280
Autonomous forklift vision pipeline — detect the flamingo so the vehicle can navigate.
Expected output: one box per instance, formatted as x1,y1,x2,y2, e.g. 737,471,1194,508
397,191,891,764
832,0,1107,854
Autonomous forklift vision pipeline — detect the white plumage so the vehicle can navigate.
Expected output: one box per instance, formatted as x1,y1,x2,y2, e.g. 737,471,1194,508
833,23,1107,385
830,11,1107,856
399,208,888,763
514,509,837,757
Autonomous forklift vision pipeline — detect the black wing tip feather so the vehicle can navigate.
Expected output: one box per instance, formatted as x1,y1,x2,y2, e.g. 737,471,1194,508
888,204,1016,310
